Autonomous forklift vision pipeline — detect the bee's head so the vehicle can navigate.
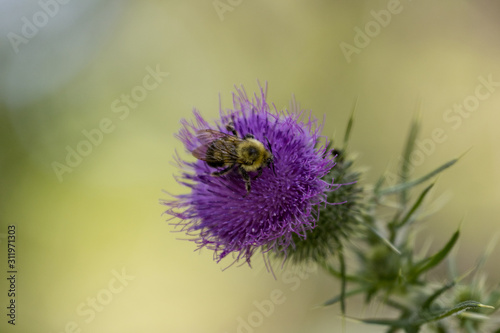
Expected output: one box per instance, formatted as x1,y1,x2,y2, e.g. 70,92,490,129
264,137,277,176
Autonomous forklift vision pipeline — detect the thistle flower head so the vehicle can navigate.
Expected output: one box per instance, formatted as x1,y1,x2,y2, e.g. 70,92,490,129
163,84,338,265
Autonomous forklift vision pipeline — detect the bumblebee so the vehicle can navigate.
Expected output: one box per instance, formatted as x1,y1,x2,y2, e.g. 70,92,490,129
192,122,275,194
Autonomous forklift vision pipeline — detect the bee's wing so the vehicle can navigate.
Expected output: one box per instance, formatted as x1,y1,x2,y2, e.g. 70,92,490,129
191,144,210,161
195,129,232,145
192,129,242,163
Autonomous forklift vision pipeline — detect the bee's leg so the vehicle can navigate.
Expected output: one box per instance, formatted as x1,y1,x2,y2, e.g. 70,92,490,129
211,165,235,177
226,122,237,136
254,167,263,180
227,120,254,140
238,166,251,194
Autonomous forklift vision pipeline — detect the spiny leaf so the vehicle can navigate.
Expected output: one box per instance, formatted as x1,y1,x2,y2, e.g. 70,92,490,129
378,158,458,196
343,97,357,149
357,317,410,327
366,224,401,255
398,183,434,228
339,247,346,315
422,281,455,310
400,109,421,205
322,288,365,307
410,229,460,280
357,301,493,329
413,301,494,325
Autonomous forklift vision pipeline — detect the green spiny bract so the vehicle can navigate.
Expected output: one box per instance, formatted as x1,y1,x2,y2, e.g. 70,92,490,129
273,148,363,264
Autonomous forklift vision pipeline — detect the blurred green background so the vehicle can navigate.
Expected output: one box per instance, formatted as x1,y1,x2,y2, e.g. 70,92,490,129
1,1,499,332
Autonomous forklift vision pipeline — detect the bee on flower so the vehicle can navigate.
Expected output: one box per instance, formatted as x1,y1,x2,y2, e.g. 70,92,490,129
162,83,341,266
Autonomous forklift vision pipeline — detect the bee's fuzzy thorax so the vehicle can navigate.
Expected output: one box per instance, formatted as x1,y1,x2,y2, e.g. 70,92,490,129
237,139,267,172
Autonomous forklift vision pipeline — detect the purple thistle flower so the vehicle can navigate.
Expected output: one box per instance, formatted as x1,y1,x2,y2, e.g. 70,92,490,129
163,83,338,266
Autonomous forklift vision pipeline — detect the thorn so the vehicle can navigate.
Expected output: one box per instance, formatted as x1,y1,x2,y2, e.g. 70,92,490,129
457,146,473,161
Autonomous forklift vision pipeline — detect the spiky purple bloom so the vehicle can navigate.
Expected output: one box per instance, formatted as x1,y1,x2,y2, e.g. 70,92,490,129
163,84,338,265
